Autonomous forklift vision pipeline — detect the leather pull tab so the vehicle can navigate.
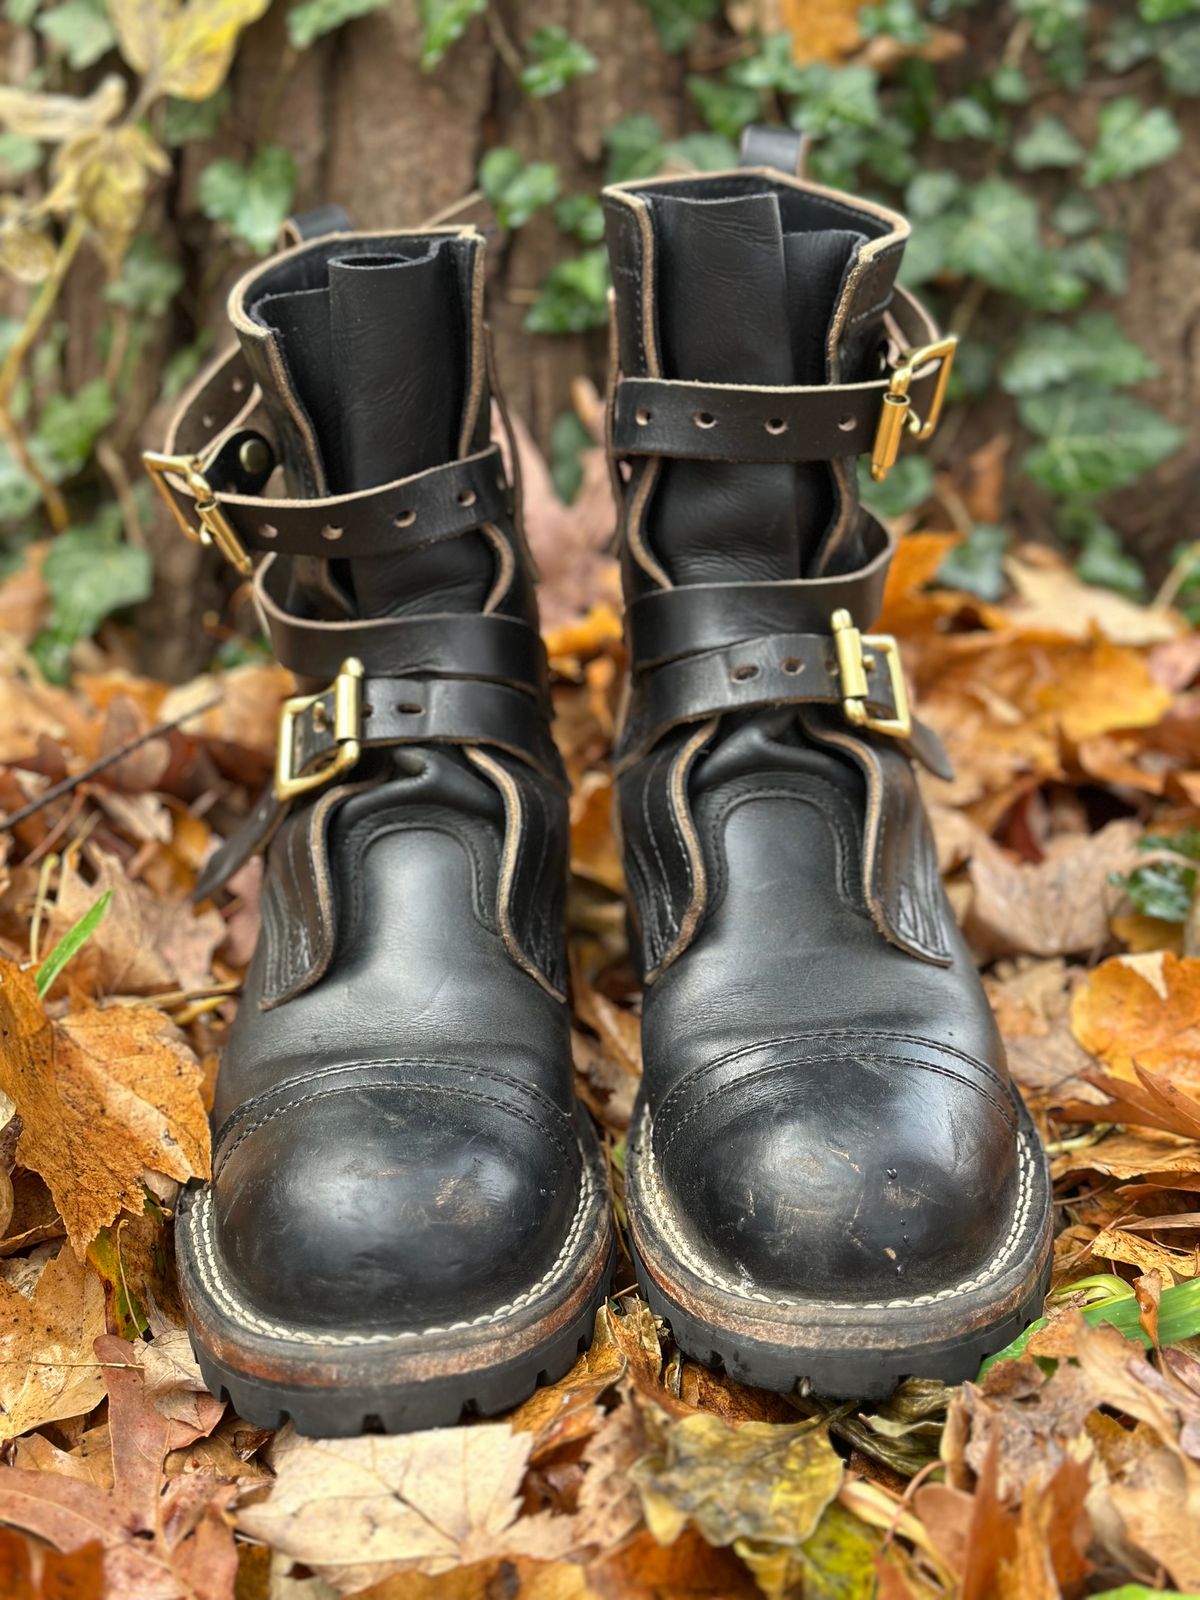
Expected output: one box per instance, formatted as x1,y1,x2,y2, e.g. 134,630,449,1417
738,124,809,177
277,204,354,249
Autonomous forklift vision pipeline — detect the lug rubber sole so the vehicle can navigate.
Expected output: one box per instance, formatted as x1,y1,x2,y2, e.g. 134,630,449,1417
176,1121,615,1437
626,1098,1054,1401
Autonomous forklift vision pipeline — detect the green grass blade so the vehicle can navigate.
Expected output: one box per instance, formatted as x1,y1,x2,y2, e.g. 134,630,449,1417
35,888,112,998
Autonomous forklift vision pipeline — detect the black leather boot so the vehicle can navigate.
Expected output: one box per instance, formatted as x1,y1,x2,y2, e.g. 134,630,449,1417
145,222,613,1435
602,145,1052,1399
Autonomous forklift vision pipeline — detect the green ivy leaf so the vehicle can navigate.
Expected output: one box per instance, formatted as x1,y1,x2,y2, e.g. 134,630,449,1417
198,146,296,255
287,0,390,49
1016,0,1088,51
859,0,929,45
938,523,1010,603
550,409,592,504
520,25,597,97
163,89,228,146
729,33,807,96
0,443,40,523
35,0,115,68
990,63,1032,103
1160,20,1200,90
664,131,738,172
687,74,760,141
1141,828,1200,861
0,131,42,178
1083,97,1182,186
1013,113,1085,170
1051,190,1101,237
1058,231,1129,295
525,248,609,335
554,193,604,244
37,509,152,680
1001,313,1157,396
1139,0,1200,19
104,235,184,318
418,0,485,70
858,456,933,520
478,148,559,230
1020,389,1184,497
1075,521,1146,599
904,171,962,219
604,114,666,183
789,64,881,136
932,95,1001,142
946,178,1086,309
1116,861,1195,923
640,0,717,53
36,378,113,479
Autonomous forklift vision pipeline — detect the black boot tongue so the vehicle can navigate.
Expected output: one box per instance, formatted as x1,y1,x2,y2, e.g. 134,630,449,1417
647,191,864,584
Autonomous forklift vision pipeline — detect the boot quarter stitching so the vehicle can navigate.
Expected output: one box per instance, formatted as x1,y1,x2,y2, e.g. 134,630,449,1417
214,1079,573,1177
701,778,862,911
655,1054,1015,1160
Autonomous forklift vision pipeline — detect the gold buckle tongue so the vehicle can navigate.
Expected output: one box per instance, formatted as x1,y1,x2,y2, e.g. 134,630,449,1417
870,335,958,483
275,658,365,801
831,610,912,739
142,450,252,576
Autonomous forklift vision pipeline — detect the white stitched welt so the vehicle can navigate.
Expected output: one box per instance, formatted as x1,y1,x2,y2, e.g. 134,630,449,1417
635,1106,1038,1311
186,1159,597,1346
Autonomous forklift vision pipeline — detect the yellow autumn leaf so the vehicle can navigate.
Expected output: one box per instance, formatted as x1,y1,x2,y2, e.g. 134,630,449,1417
780,0,865,63
47,125,170,266
0,77,125,141
0,1247,106,1441
0,216,57,284
1071,952,1200,1094
109,0,273,102
0,961,211,1257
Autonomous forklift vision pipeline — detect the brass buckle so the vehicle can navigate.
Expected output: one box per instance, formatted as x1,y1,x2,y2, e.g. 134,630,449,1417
831,609,911,739
275,658,365,801
869,335,958,483
142,450,253,576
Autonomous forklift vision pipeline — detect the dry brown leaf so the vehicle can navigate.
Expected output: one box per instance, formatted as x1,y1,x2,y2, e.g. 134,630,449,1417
238,1423,573,1587
0,1244,105,1440
965,819,1139,959
0,1527,106,1599
1089,1226,1198,1284
0,962,210,1255
508,1305,627,1459
994,552,1181,646
1072,952,1200,1093
47,850,224,998
0,1332,238,1597
158,660,293,761
0,544,49,647
985,958,1100,1104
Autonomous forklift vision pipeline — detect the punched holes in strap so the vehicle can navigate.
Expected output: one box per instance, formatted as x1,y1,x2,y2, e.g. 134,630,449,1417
616,629,907,769
612,361,948,467
151,444,512,565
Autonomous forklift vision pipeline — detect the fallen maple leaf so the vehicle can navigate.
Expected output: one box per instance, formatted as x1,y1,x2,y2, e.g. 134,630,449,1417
0,1333,236,1599
1072,952,1200,1095
47,850,224,999
0,1244,105,1440
0,961,210,1255
965,819,1140,960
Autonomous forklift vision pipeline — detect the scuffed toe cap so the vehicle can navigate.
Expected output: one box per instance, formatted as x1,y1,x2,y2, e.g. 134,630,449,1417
650,1038,1022,1304
209,1067,583,1335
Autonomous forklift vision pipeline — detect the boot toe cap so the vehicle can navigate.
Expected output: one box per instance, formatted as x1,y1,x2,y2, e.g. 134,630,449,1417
650,1038,1022,1304
209,1068,584,1335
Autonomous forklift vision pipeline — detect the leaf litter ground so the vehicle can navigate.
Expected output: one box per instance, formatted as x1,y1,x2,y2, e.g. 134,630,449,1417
1,406,1200,1598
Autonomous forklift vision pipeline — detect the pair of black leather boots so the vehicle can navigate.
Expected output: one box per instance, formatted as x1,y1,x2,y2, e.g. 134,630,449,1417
147,133,1052,1437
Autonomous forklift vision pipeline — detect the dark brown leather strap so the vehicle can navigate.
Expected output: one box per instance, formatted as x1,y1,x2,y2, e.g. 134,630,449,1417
611,285,945,465
617,630,950,780
155,444,511,560
739,124,809,177
626,515,896,668
256,561,549,694
287,674,562,783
